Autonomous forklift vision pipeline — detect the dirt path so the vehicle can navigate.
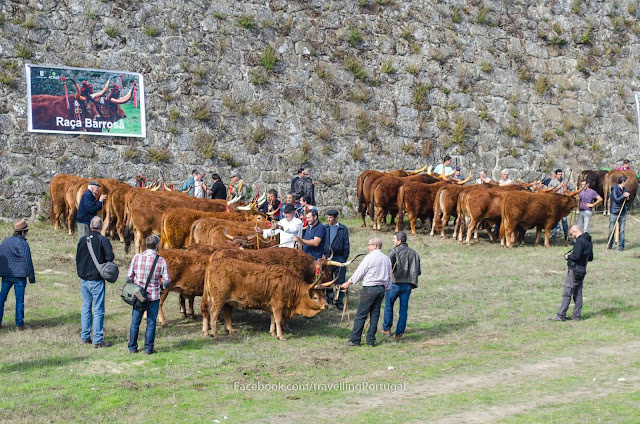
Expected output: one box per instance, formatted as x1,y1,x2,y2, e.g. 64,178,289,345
263,341,640,423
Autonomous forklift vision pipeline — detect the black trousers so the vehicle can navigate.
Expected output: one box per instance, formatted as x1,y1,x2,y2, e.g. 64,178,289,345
325,267,347,307
557,269,584,319
350,285,385,346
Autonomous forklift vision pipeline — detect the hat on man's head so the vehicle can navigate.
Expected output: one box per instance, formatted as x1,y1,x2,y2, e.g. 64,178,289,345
88,180,101,187
13,219,29,232
455,166,461,171
283,203,296,214
326,209,339,217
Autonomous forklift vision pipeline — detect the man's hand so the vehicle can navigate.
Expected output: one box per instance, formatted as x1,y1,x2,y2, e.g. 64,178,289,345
564,254,569,260
99,194,107,202
254,226,262,234
293,236,301,243
341,281,352,289
623,192,630,198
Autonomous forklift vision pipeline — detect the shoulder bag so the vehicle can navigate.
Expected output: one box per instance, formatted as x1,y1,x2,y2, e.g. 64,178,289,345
120,254,159,310
86,237,119,283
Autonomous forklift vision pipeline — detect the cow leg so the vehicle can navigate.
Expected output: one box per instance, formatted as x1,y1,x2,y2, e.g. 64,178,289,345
534,228,541,246
360,203,367,227
222,304,235,334
409,214,418,237
179,295,187,317
188,296,196,320
207,300,224,338
158,289,170,326
269,313,276,336
201,296,210,335
466,217,477,245
272,308,286,340
544,227,551,247
440,213,449,239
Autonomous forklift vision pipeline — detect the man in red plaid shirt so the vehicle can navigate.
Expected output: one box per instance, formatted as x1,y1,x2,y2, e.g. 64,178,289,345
126,235,170,354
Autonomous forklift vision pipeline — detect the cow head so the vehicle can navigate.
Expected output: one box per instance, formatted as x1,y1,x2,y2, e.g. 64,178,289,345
293,285,328,317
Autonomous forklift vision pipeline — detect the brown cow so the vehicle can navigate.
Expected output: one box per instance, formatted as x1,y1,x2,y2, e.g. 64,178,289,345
49,174,84,230
160,208,265,249
501,188,584,248
201,258,329,340
370,173,442,230
31,79,100,131
395,181,452,236
187,218,274,249
429,173,474,238
356,164,428,227
102,182,134,242
123,189,239,253
602,170,638,215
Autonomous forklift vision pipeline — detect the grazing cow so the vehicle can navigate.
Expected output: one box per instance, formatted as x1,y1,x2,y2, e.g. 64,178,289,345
602,170,638,215
501,188,583,248
160,208,265,249
157,244,226,326
356,164,428,227
187,218,274,249
370,173,442,230
395,181,452,236
123,189,239,253
201,258,329,340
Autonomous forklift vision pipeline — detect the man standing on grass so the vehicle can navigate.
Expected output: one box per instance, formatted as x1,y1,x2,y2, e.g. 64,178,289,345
549,225,592,322
0,220,35,331
382,231,421,341
76,181,107,240
607,175,630,251
76,216,113,348
323,209,350,311
126,235,170,355
342,238,392,347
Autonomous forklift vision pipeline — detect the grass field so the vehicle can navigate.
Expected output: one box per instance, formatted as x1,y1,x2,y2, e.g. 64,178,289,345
104,103,142,136
0,214,639,423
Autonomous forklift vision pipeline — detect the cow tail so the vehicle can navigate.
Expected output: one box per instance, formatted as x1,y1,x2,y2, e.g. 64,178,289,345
186,221,197,247
49,191,55,226
123,198,133,254
160,215,168,249
396,184,405,225
368,188,376,222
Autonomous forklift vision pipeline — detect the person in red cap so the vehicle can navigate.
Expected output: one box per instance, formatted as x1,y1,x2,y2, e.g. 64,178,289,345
0,220,35,331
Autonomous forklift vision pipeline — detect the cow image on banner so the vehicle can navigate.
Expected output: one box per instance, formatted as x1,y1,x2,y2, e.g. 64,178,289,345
26,64,146,138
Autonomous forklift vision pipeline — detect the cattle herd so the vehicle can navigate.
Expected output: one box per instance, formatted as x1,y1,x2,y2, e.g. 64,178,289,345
47,166,637,340
49,174,347,340
357,166,638,247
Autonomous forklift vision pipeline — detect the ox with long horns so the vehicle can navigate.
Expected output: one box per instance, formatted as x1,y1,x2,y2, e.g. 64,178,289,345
31,78,100,131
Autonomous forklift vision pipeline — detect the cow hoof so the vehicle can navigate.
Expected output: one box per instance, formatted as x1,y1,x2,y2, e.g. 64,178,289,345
278,336,287,341
226,329,236,334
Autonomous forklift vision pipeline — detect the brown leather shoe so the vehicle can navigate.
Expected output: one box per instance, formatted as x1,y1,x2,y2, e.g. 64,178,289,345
16,325,26,332
93,342,113,348
393,334,403,341
382,330,392,336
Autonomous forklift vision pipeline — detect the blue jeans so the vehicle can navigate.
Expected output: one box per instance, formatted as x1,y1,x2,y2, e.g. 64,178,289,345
608,211,627,250
551,217,568,239
0,277,27,327
383,283,413,335
128,300,159,353
81,279,105,343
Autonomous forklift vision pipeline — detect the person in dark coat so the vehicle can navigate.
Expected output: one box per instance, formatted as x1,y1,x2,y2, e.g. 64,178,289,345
76,216,114,348
293,168,316,205
290,168,304,194
0,220,35,331
323,209,350,310
76,181,106,240
382,231,421,340
208,173,227,200
550,225,593,321
607,175,630,251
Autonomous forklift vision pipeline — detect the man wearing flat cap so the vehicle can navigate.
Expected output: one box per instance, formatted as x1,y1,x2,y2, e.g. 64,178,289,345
76,181,107,240
0,220,35,331
323,209,350,310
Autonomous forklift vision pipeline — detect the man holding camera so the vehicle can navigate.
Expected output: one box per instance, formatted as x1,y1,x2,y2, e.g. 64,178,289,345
126,235,170,354
549,225,593,322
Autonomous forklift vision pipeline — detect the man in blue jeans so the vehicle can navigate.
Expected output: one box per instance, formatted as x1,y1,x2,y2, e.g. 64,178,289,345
0,220,35,331
608,175,631,251
126,235,170,354
76,216,114,347
383,231,421,341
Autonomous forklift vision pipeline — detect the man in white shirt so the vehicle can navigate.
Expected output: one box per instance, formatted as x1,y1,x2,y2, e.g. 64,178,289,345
498,169,513,186
475,170,492,184
255,203,302,248
433,155,453,177
341,238,392,347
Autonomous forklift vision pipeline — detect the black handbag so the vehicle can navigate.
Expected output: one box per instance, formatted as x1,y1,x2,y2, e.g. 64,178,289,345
120,255,159,310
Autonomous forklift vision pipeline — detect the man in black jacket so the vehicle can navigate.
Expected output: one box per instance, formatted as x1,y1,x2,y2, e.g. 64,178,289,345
550,225,593,321
323,209,350,310
607,175,630,251
293,169,316,205
76,181,106,240
76,216,114,347
382,231,421,340
208,173,227,200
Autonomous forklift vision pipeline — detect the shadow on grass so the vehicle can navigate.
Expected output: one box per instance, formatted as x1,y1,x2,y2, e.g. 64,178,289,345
26,311,120,329
1,355,84,373
584,304,635,319
403,319,477,341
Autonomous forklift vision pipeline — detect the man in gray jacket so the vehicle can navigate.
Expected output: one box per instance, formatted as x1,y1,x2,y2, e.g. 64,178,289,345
382,231,421,341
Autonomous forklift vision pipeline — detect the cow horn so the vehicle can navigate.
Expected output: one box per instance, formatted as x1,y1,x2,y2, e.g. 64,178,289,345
257,196,267,207
227,195,241,205
237,204,251,211
327,248,334,261
456,171,472,185
326,253,367,268
257,193,266,203
266,210,278,216
222,228,235,240
445,170,456,178
110,88,133,104
92,76,113,99
407,163,428,175
317,274,340,288
426,165,433,175
566,184,586,197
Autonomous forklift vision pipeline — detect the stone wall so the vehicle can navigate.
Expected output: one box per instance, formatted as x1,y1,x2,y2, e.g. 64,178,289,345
1,0,639,218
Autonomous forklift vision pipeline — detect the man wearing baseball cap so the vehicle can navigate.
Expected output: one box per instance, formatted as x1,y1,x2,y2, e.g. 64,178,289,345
76,181,107,240
0,220,35,331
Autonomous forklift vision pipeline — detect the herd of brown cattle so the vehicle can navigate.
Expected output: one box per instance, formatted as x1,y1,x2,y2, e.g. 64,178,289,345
48,174,350,340
357,166,638,248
